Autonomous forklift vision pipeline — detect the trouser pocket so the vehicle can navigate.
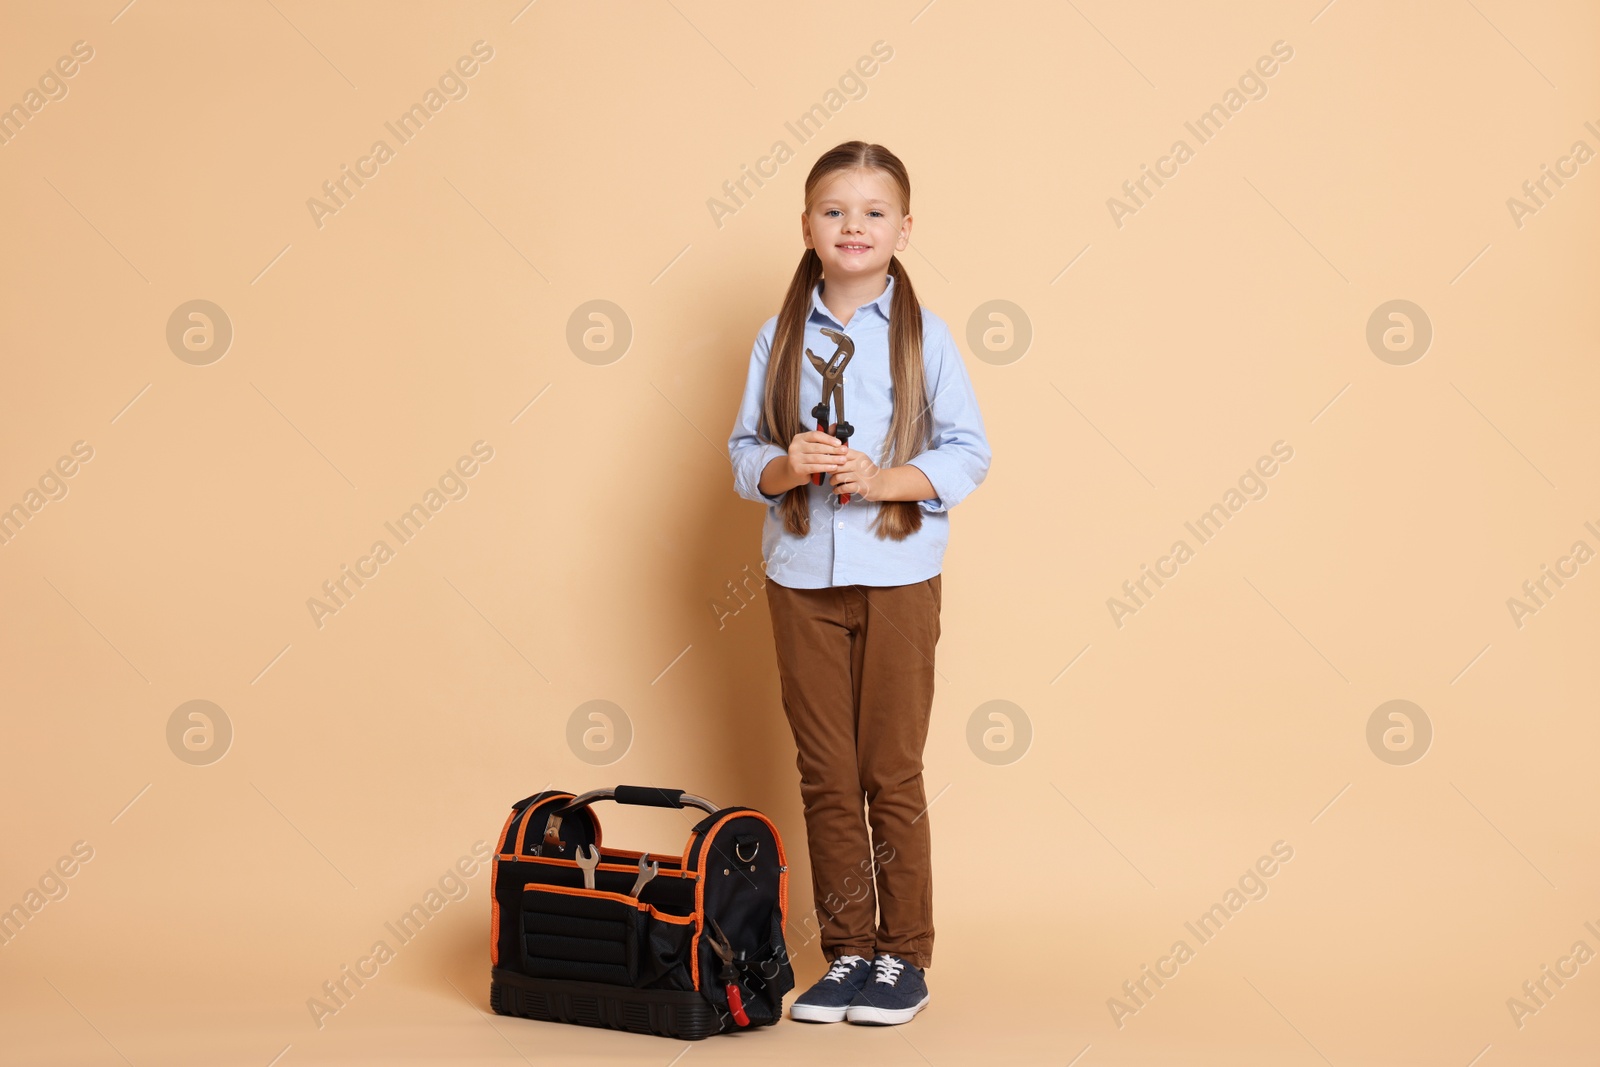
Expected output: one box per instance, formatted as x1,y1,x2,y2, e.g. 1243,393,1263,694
520,883,698,990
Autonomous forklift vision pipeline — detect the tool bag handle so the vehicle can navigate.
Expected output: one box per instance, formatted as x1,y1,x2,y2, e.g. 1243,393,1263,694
537,787,720,852
551,785,719,817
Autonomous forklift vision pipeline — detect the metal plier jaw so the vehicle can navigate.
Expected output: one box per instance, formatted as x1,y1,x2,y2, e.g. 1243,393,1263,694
706,918,752,1027
805,327,856,502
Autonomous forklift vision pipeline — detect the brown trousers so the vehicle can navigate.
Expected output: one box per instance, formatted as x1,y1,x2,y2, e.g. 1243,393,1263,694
765,574,941,969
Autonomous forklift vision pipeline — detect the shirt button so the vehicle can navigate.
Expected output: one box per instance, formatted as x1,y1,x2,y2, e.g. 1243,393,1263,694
837,522,844,530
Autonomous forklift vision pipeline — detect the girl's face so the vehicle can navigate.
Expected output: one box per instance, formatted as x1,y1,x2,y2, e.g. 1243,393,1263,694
801,168,912,280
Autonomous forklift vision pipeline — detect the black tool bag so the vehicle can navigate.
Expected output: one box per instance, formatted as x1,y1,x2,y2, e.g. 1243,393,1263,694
489,785,795,1040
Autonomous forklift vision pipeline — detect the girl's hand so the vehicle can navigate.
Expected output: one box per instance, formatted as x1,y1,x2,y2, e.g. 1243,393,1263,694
830,448,883,502
787,425,847,481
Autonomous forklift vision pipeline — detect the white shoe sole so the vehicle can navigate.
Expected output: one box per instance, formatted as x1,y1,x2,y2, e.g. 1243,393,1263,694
790,1002,851,1023
846,994,930,1025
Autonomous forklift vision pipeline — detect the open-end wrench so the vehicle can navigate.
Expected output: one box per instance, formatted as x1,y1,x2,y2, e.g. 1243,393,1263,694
575,844,599,890
630,855,659,897
804,327,855,504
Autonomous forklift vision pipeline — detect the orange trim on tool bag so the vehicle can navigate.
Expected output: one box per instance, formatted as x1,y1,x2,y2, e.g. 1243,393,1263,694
512,854,695,878
590,846,685,867
495,807,520,856
773,814,791,928
520,882,698,924
689,817,730,992
680,830,700,871
499,792,574,966
688,809,787,993
495,850,687,870
512,804,532,857
749,810,789,935
490,805,520,966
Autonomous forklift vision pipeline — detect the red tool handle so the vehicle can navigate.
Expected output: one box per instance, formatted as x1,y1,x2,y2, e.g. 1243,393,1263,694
725,982,750,1027
811,419,826,486
810,420,850,504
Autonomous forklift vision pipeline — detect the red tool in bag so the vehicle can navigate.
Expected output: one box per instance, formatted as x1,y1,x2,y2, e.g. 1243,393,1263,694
489,785,795,1040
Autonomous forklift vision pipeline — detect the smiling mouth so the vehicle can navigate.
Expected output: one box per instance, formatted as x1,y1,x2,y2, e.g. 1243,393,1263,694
837,243,871,253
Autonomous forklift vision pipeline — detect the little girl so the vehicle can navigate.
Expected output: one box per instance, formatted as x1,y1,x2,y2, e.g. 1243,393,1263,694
726,141,991,1026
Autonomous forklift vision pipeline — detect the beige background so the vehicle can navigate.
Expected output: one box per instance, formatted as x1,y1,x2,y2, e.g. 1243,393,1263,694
2,1,1597,1064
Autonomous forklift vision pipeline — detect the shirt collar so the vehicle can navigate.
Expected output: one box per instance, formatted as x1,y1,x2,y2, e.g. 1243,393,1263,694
809,272,896,328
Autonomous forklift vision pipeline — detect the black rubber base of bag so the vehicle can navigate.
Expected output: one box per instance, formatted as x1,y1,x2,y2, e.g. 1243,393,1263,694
490,967,726,1040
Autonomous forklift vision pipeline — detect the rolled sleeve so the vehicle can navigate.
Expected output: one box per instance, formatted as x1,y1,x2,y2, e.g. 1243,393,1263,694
904,320,991,513
727,319,791,506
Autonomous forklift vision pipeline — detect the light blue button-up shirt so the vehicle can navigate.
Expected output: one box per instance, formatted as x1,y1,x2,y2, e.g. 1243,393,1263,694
726,273,992,589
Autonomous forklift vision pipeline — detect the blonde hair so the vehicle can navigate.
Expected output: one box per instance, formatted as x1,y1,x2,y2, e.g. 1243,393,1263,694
759,141,930,542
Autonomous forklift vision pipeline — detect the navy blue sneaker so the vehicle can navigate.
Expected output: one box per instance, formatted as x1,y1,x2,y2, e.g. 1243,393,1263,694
846,953,930,1025
790,953,873,1022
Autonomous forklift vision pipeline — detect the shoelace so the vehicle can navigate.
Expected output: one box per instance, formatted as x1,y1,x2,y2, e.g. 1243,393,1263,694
823,954,868,983
872,954,906,986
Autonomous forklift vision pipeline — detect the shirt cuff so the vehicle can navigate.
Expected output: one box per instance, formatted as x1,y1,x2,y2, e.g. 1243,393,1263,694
905,449,976,513
737,444,792,505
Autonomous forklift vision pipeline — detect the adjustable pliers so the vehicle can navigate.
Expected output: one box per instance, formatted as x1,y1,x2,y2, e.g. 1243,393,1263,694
804,327,856,504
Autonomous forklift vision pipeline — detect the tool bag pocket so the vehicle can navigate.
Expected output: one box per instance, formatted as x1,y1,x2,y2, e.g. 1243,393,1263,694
736,904,794,1022
520,884,697,991
636,905,698,992
697,902,793,1027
